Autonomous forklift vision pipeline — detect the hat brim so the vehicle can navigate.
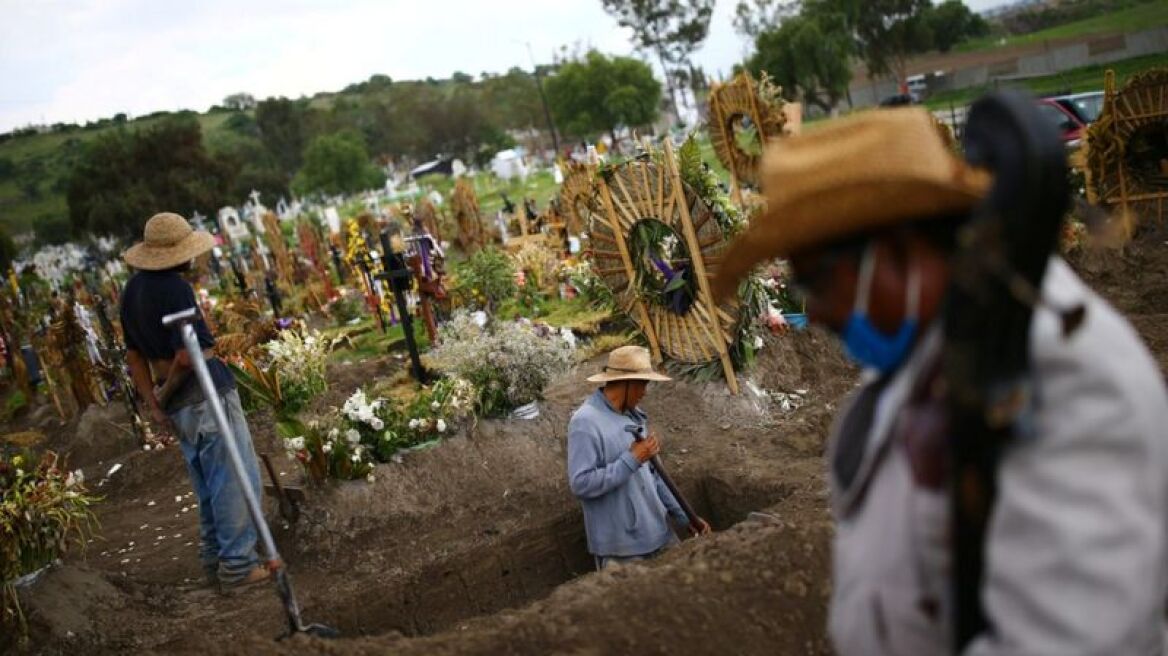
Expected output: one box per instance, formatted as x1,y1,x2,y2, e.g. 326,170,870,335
586,371,672,383
123,230,215,271
711,176,987,301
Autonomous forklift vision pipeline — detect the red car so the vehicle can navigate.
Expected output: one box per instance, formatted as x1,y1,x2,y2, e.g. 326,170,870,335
1036,98,1087,148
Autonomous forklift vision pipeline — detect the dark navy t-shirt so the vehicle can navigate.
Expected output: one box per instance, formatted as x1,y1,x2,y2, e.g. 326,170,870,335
119,269,235,394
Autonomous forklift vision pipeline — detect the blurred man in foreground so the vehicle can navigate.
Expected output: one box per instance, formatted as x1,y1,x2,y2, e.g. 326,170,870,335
714,107,1168,654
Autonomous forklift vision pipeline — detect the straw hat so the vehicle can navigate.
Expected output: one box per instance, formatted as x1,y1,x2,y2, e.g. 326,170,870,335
711,107,991,300
123,212,215,271
587,346,671,383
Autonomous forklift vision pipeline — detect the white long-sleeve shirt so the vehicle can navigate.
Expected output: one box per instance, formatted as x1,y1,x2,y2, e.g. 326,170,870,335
827,258,1168,655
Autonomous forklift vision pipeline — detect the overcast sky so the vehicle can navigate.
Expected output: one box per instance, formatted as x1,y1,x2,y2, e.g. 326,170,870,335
0,0,1004,132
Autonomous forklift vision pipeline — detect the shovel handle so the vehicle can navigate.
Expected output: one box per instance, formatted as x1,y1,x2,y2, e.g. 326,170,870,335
626,425,701,529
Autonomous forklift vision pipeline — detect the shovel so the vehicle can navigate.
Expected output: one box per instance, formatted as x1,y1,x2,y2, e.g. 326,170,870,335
261,453,301,525
624,424,703,532
162,307,338,640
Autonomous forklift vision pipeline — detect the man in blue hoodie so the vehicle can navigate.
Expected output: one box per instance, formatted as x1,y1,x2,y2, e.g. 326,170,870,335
568,345,711,570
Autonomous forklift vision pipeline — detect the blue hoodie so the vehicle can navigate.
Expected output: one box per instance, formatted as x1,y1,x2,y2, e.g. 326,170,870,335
567,390,688,557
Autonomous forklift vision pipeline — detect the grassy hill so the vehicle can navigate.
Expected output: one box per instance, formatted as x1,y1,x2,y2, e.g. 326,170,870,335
0,111,237,236
959,1,1168,53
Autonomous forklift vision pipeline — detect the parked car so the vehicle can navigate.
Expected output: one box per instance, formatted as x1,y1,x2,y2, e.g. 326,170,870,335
1036,98,1086,148
1049,91,1105,125
879,93,920,107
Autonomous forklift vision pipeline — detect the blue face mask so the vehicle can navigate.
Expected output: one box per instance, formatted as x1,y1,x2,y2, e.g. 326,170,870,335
841,244,921,374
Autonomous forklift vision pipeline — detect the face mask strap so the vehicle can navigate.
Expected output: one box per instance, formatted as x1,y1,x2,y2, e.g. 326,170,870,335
853,243,877,315
906,258,922,322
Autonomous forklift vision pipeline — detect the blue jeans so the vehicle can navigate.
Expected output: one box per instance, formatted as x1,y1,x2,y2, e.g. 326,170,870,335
170,388,262,584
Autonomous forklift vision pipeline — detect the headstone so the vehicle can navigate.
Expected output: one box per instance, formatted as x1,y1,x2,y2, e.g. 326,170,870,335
218,207,250,243
323,207,342,236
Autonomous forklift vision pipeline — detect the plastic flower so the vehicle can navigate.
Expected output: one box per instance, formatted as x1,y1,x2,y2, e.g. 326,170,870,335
436,419,447,433
345,429,361,445
370,418,384,430
431,401,440,411
322,443,333,454
408,418,419,429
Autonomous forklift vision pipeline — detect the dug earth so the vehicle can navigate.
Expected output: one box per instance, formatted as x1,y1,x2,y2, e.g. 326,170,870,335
13,232,1168,656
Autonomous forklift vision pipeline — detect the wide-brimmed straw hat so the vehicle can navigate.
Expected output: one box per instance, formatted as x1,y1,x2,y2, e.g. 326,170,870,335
711,107,991,300
123,212,215,271
587,346,671,383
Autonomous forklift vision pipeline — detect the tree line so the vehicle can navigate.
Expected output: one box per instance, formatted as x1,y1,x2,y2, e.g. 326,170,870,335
736,0,990,113
52,50,669,240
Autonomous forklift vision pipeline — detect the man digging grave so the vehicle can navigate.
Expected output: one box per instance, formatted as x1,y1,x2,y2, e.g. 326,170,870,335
120,212,269,591
714,102,1168,653
568,345,711,571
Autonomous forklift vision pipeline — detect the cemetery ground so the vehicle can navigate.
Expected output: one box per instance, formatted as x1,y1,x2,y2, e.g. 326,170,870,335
6,228,1168,655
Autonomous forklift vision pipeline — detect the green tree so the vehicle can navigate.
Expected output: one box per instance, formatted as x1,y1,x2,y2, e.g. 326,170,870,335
0,226,16,271
807,0,933,84
66,116,233,238
292,131,384,196
545,51,661,148
223,92,257,110
206,128,288,201
748,11,852,112
255,97,308,179
600,0,714,123
924,0,989,53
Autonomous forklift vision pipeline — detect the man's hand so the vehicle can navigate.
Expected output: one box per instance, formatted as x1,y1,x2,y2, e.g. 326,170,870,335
630,435,660,463
689,517,712,537
149,403,174,436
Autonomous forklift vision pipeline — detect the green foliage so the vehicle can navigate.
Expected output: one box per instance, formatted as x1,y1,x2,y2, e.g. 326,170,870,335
2,391,27,422
545,51,661,141
924,0,989,53
429,312,574,417
292,131,385,196
601,0,715,117
255,97,308,178
0,227,15,271
676,134,743,235
451,246,517,312
748,10,852,112
65,115,232,238
1,451,99,638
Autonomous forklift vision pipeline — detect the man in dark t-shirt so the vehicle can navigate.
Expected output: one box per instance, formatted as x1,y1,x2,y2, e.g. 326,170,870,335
120,212,268,590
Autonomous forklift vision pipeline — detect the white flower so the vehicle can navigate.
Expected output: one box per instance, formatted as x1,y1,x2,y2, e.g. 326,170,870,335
350,453,360,463
366,473,376,484
408,418,419,429
328,428,340,440
322,443,333,454
66,469,84,488
431,401,440,411
287,436,306,451
436,419,447,433
370,418,384,430
345,429,361,445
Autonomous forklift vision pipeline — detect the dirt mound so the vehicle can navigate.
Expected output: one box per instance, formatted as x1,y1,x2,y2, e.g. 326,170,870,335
1071,233,1168,375
10,329,846,655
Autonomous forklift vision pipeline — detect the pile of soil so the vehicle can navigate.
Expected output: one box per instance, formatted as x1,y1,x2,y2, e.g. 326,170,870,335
8,330,850,655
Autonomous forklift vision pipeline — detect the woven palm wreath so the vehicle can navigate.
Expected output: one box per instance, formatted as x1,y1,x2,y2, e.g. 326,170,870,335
708,72,789,188
559,161,596,235
586,158,740,365
1085,68,1168,225
452,178,485,252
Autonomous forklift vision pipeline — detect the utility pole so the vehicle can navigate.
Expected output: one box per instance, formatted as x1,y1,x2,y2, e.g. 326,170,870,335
526,42,560,156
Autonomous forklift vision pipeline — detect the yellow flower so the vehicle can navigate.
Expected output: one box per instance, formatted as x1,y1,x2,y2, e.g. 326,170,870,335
12,455,23,467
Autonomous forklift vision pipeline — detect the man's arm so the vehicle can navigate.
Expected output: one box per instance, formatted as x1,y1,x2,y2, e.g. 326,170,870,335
965,350,1167,655
567,420,640,500
126,348,169,429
